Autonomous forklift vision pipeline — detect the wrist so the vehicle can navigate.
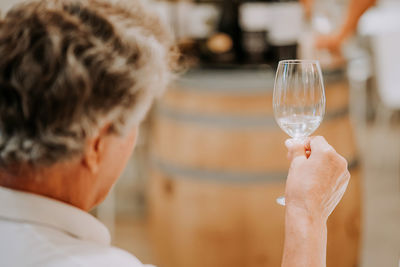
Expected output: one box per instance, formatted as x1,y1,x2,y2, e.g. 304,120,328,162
337,22,355,42
285,204,327,228
283,205,328,267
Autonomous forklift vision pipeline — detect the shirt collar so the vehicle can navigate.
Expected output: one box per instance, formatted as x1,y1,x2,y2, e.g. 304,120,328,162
0,186,110,245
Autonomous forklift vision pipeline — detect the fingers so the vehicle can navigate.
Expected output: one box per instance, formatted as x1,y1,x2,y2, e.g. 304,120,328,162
309,136,336,157
323,170,351,217
285,139,307,161
331,170,351,195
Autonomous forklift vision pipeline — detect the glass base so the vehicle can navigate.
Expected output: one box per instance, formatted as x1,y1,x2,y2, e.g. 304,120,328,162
276,196,286,206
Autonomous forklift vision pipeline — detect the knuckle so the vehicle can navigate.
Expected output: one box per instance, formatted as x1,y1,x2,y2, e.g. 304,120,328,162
291,156,305,168
322,149,349,170
340,156,349,169
322,147,336,158
315,135,325,142
335,154,348,170
316,136,328,145
345,170,351,181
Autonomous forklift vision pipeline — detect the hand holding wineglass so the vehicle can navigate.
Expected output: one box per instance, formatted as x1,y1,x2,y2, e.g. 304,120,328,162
273,60,326,205
284,136,351,219
275,61,351,267
281,136,351,267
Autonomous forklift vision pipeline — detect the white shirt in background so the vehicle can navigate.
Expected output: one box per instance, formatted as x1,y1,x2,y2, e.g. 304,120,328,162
0,186,153,267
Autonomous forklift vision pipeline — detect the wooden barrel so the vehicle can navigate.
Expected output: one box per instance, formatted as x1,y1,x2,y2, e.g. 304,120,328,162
148,68,361,267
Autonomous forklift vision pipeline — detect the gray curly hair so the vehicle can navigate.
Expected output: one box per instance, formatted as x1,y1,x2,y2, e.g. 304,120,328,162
0,0,175,166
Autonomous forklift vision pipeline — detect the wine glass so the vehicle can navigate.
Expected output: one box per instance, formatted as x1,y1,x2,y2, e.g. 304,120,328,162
273,60,326,206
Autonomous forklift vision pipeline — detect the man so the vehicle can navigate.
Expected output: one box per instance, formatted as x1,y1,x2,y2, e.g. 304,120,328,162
0,0,350,266
314,0,377,52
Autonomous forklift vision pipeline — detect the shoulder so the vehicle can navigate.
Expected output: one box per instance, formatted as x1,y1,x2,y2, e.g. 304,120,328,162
45,243,153,267
80,245,150,266
0,222,154,267
35,228,153,267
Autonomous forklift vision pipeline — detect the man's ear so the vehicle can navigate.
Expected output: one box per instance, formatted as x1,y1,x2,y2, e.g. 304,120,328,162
82,124,111,174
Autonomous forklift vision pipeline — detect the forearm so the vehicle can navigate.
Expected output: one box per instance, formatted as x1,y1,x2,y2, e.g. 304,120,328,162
338,0,377,40
282,206,327,267
299,0,313,17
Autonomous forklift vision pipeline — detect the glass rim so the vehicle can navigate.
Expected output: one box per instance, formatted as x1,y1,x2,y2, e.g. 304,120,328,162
278,59,320,65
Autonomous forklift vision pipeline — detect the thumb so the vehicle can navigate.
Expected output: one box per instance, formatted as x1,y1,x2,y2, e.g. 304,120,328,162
285,139,307,162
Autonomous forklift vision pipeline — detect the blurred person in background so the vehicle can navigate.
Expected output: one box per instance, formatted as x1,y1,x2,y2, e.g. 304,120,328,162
314,0,377,52
0,0,349,266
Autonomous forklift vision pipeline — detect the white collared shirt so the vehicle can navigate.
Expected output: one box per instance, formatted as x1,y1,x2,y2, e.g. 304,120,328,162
0,186,153,267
